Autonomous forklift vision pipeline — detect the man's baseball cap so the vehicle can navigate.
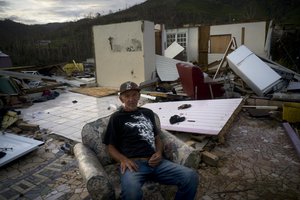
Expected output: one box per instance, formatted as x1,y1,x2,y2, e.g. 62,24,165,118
119,81,140,94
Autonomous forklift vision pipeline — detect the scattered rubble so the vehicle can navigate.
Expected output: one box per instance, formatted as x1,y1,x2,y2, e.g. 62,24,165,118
1,41,300,168
0,106,78,167
0,20,299,185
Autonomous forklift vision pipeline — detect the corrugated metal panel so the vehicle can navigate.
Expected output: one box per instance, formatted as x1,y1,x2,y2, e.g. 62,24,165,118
143,98,243,135
156,55,191,81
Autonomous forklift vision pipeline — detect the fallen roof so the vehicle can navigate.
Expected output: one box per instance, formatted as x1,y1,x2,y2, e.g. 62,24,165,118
143,98,243,137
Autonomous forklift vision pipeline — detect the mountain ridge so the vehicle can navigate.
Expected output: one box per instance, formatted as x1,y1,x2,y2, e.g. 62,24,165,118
0,0,299,66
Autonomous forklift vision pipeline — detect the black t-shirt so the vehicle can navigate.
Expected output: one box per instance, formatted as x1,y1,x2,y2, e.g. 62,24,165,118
103,107,158,158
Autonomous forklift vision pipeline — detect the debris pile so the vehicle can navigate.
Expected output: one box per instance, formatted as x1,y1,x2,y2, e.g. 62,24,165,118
1,33,299,168
139,42,300,164
0,61,96,109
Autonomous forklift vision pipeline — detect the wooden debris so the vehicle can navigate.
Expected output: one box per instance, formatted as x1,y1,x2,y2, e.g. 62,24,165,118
185,140,196,148
69,87,118,97
9,127,22,134
201,151,219,167
24,83,64,94
247,109,271,118
191,135,206,142
141,91,187,101
243,105,278,110
17,122,40,131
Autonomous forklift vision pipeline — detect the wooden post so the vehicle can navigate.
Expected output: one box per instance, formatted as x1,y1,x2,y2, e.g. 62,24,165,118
213,37,237,80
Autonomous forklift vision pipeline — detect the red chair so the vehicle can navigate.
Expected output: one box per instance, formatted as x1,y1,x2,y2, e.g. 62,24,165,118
176,63,224,100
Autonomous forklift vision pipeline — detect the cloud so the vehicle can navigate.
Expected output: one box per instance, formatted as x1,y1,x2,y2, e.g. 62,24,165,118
0,1,10,12
0,0,9,6
0,0,146,24
5,15,39,24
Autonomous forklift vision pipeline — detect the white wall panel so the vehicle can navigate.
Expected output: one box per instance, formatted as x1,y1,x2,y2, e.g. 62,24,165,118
93,21,155,87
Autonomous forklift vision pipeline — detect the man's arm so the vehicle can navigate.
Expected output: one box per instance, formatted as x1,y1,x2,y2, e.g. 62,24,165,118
107,144,138,174
155,135,164,154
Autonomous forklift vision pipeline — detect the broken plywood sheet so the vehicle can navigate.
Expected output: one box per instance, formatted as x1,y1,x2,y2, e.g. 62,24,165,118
0,133,44,167
143,98,243,135
69,87,118,98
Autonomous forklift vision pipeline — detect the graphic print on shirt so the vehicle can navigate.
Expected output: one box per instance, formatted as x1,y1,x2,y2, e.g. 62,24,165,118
125,113,156,150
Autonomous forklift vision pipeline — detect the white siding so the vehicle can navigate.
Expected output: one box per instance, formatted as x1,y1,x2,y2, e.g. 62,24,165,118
209,21,267,64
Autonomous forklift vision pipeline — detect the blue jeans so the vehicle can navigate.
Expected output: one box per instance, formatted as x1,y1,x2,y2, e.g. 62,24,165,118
120,159,199,200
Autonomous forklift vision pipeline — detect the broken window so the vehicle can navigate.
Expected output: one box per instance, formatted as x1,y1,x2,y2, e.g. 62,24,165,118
167,32,187,61
167,33,176,46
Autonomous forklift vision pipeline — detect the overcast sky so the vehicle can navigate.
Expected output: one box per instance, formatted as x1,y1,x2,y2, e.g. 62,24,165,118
0,0,146,25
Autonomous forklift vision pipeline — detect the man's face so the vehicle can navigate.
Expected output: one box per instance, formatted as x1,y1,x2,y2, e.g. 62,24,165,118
119,90,140,111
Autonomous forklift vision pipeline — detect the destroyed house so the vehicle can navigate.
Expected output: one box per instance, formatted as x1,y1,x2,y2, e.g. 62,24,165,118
164,21,267,66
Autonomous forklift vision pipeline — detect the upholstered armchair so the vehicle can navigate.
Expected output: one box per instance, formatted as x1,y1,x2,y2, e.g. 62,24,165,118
74,113,201,200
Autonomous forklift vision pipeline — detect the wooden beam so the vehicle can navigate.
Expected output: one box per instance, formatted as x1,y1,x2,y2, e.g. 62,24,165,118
24,83,64,94
141,91,187,100
213,37,237,80
241,27,245,45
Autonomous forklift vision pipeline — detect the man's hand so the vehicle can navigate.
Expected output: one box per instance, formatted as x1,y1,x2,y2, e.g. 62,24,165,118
107,144,138,174
120,158,138,174
148,152,162,167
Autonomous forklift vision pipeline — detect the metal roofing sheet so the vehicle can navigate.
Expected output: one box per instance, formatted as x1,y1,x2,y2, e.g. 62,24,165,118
155,55,191,82
143,98,243,135
0,133,44,167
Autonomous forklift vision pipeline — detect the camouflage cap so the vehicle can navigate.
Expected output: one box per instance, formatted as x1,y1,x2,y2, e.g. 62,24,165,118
119,81,140,94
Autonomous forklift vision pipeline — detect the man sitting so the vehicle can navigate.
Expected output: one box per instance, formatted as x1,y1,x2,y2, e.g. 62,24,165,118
103,81,199,200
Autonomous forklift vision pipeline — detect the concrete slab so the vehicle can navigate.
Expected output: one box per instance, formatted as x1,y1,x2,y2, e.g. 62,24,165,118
17,90,121,142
